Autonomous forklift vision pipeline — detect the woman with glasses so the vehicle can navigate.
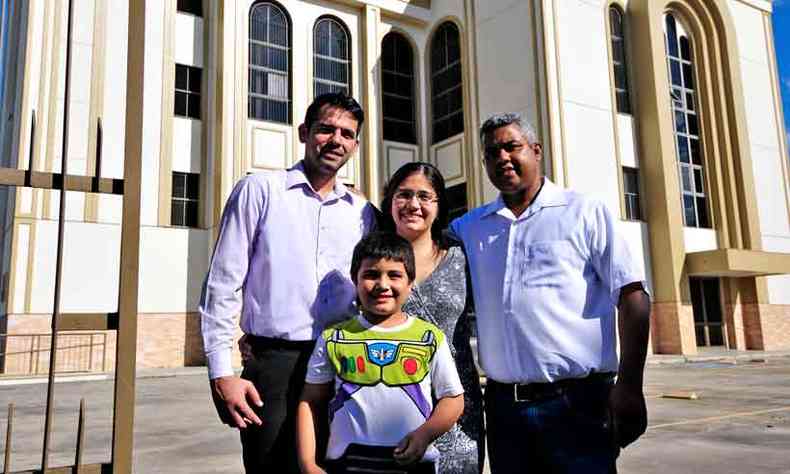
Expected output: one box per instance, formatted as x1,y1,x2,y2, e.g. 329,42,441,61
380,162,484,474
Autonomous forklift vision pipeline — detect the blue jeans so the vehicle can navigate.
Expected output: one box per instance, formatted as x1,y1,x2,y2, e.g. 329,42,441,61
485,378,619,474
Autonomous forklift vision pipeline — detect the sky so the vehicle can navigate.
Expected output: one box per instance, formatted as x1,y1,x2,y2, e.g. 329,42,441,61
775,1,790,148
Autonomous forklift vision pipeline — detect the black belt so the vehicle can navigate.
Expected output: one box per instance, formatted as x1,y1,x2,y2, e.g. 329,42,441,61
323,444,435,474
246,335,315,352
487,372,615,403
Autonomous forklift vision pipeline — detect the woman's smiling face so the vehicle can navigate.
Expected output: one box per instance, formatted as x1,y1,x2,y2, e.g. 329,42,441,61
389,172,439,241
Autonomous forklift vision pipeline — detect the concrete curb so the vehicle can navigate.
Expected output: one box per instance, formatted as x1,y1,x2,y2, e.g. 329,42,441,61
3,352,790,386
0,366,211,386
646,350,790,366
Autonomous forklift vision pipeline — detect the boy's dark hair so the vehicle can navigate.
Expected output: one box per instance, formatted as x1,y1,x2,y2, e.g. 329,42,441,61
350,232,416,283
303,93,365,136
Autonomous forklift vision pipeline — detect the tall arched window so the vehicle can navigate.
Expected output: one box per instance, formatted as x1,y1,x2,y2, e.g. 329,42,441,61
381,32,416,144
430,22,463,144
665,14,709,228
609,6,631,114
314,18,350,96
248,2,291,123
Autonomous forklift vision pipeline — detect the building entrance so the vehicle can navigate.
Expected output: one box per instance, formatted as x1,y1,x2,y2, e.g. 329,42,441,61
690,277,726,347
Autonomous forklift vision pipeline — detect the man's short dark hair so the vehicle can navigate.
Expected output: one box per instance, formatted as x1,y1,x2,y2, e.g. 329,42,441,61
479,112,539,145
350,232,416,283
303,93,365,136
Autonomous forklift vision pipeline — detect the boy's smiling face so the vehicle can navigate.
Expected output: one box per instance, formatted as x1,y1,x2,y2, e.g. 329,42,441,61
355,257,413,322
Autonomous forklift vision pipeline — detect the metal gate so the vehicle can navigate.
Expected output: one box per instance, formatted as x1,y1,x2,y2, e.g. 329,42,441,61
1,0,146,472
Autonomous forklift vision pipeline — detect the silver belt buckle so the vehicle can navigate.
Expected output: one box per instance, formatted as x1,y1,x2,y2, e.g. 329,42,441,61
514,384,531,403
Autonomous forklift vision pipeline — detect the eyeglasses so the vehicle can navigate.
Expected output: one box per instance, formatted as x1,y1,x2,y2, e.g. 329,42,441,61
483,140,529,160
393,189,438,204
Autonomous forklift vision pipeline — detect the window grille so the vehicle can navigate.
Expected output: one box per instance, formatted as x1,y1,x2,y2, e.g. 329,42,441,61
431,22,463,144
314,18,350,97
382,32,416,144
623,167,642,221
609,7,632,114
174,64,201,119
249,2,291,123
665,14,709,228
171,172,200,228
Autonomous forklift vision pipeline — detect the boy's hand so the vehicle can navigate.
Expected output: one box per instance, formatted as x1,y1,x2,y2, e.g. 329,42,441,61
393,430,431,465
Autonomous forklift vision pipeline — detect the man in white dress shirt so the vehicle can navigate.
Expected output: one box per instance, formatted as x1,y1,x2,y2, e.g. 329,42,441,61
199,93,377,473
451,113,651,473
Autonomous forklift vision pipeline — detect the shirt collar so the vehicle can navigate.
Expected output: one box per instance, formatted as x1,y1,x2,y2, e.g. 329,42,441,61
286,160,353,203
533,178,568,208
481,195,507,218
482,177,568,218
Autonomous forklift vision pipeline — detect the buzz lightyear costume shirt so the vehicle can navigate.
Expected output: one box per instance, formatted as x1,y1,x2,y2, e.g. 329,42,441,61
306,313,464,462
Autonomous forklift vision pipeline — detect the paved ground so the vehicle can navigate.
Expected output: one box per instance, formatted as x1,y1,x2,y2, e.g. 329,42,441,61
1,356,789,473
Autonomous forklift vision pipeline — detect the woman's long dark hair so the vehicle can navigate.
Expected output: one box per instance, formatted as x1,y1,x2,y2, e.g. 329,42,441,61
380,162,449,249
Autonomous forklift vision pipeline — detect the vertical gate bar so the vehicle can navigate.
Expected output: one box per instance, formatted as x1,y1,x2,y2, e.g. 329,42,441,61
34,336,40,375
3,403,13,474
28,336,34,374
102,333,107,372
25,111,36,186
36,336,41,375
42,0,75,469
112,1,145,472
92,119,103,193
95,118,103,177
88,334,94,371
75,398,86,472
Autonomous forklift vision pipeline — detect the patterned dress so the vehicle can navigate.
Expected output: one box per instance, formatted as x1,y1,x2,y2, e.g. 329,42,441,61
402,245,485,474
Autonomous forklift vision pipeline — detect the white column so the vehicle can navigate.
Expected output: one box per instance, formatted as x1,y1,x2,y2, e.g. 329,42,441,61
361,4,381,200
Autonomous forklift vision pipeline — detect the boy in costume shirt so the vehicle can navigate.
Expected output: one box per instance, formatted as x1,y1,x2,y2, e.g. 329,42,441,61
297,232,464,474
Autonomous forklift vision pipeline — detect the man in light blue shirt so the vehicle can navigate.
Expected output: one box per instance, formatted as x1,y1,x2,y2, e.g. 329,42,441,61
451,113,651,473
199,93,377,473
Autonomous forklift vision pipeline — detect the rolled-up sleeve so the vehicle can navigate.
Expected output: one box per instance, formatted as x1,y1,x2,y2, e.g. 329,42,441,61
199,177,266,379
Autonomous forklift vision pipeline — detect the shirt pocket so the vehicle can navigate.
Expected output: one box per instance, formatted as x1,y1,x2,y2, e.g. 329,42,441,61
521,240,577,288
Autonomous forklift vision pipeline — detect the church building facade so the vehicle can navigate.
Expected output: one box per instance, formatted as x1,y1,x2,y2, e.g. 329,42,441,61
1,0,789,374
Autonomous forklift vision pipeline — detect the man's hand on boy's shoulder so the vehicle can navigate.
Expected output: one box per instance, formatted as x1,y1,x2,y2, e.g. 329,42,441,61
393,429,432,466
210,375,263,429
